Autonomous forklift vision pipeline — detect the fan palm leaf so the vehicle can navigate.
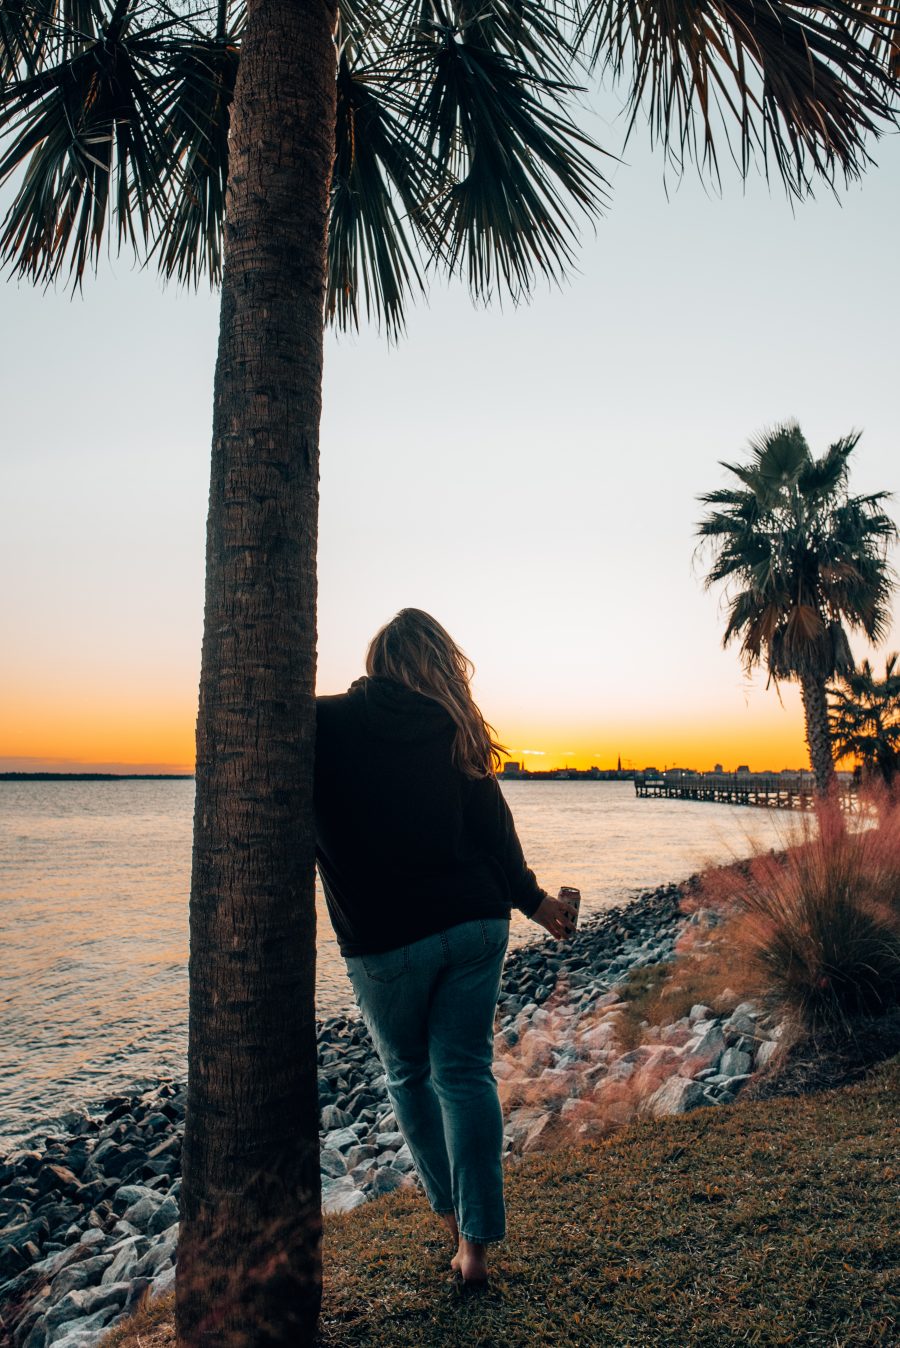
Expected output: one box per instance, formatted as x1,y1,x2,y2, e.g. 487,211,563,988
576,0,899,195
2,1,898,322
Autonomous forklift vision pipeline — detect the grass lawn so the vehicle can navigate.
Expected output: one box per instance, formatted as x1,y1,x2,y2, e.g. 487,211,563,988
102,1056,899,1348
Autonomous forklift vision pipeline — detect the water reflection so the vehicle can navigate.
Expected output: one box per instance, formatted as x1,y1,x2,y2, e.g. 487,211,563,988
0,778,791,1148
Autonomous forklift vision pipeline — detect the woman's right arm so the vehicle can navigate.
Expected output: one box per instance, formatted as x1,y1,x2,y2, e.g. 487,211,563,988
463,774,576,937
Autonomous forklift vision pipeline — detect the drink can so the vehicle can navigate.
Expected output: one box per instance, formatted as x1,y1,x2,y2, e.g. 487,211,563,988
558,885,581,930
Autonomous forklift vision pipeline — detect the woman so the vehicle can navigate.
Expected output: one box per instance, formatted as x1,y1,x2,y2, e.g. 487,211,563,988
314,608,577,1284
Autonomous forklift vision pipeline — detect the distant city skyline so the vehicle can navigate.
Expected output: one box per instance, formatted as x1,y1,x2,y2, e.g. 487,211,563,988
2,87,898,776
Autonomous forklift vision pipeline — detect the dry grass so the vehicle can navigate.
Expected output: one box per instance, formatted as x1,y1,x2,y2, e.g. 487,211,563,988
97,1291,175,1348
100,1056,900,1348
693,806,900,1033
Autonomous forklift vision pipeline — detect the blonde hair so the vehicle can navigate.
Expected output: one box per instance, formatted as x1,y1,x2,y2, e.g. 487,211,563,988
366,608,506,779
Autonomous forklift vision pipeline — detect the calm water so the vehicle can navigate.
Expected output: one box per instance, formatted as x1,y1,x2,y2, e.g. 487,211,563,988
0,779,791,1150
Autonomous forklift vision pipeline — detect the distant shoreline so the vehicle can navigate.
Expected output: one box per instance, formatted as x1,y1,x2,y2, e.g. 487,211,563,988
0,772,195,781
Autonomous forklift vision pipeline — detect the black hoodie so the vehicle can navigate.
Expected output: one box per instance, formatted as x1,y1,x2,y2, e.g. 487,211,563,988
314,675,545,956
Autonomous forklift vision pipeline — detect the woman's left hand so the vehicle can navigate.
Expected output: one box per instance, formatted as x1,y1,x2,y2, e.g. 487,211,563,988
530,892,577,940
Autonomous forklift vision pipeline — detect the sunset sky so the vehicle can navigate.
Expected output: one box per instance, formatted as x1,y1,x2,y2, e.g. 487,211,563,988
1,88,898,775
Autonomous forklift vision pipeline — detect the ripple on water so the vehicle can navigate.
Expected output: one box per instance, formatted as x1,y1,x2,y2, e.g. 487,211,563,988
0,777,794,1149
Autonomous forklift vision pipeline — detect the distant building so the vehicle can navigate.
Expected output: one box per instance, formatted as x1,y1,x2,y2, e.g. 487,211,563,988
736,764,750,775
502,761,523,776
713,763,724,774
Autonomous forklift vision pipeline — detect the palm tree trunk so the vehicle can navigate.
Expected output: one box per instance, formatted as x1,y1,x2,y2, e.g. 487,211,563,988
799,672,838,799
175,2,336,1344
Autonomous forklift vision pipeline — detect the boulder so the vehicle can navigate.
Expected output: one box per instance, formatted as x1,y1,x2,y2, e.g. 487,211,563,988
319,1105,353,1131
100,1238,145,1286
319,1149,347,1179
723,1013,760,1046
132,1231,178,1279
369,1168,405,1197
36,1167,81,1199
45,1303,120,1346
49,1252,114,1302
121,1198,160,1233
390,1144,414,1174
147,1196,179,1236
718,1047,753,1078
150,1264,176,1300
689,1003,713,1024
679,1023,725,1077
373,1130,403,1151
321,1178,367,1215
755,1040,780,1070
645,1076,711,1118
323,1127,359,1153
521,1114,556,1155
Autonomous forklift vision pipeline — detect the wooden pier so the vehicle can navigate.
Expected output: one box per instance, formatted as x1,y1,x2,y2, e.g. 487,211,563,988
634,771,856,811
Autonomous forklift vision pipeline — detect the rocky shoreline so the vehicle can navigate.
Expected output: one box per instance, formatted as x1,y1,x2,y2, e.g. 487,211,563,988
1,882,783,1348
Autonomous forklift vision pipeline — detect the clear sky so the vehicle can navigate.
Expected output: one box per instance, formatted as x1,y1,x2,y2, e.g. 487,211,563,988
1,88,898,774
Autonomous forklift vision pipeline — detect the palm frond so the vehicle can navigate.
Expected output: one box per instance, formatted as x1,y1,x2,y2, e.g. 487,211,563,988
150,6,242,285
576,0,899,196
0,0,176,284
1,2,104,82
402,9,610,299
327,51,433,339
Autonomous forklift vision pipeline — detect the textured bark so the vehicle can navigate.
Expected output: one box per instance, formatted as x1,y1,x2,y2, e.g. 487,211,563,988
176,2,336,1344
800,672,838,800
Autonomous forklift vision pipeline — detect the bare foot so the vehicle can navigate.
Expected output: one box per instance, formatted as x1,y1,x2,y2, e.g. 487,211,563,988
451,1237,489,1284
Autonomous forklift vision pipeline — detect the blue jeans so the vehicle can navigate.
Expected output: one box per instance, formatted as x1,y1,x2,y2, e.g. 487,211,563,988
345,916,510,1243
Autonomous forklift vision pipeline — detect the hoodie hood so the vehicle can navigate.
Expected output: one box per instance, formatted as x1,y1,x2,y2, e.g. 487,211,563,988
347,675,453,743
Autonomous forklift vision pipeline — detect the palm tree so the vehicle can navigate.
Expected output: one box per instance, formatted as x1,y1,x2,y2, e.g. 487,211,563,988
697,423,897,797
2,3,899,1343
831,653,900,793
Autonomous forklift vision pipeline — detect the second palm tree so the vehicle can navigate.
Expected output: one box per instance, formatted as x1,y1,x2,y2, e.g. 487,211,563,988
697,422,896,796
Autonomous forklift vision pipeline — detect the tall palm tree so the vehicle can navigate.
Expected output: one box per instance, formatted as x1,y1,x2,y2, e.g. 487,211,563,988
697,423,897,797
831,653,900,793
2,3,899,1343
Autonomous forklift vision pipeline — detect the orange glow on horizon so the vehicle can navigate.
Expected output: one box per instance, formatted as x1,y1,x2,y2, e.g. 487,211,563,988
2,699,812,776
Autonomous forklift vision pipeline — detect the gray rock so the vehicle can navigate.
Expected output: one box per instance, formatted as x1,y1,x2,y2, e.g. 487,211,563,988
321,1178,367,1215
323,1126,359,1153
79,1280,130,1317
719,1047,753,1077
374,1131,403,1151
689,1003,713,1024
346,1145,378,1169
319,1149,347,1179
390,1143,414,1173
723,1013,760,1045
20,1319,49,1348
520,1114,556,1155
111,1185,160,1215
680,1022,725,1076
150,1264,176,1300
755,1040,780,1070
100,1237,144,1285
43,1290,92,1334
645,1076,711,1118
369,1168,405,1197
47,1251,113,1304
121,1197,160,1232
320,1104,353,1131
133,1232,178,1279
147,1196,179,1236
46,1303,121,1346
